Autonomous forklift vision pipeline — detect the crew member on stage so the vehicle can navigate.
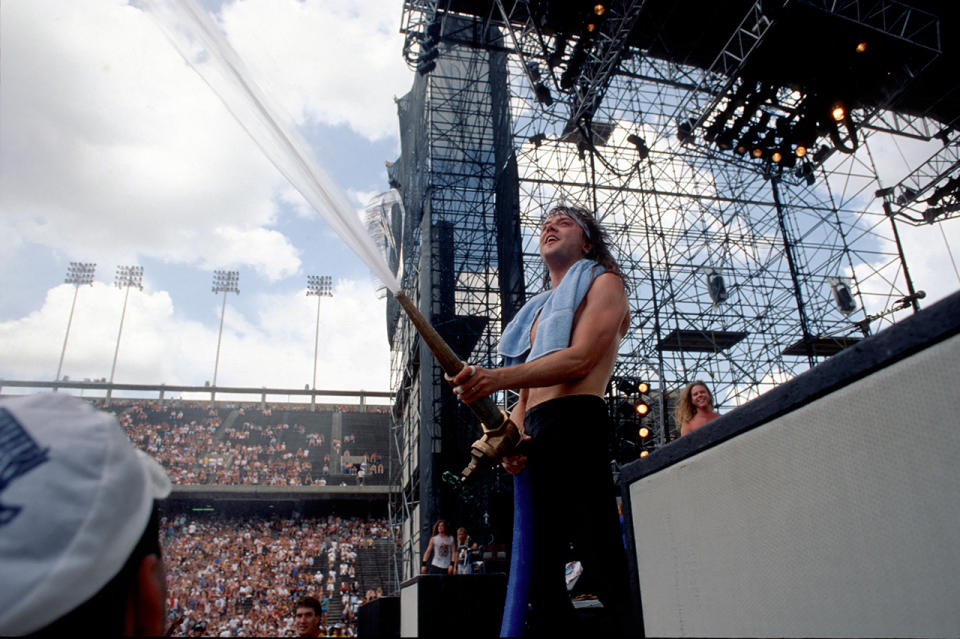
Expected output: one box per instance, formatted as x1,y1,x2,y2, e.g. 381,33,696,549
450,204,634,635
675,380,721,437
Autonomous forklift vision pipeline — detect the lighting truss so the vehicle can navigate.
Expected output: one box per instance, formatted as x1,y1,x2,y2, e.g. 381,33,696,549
392,0,946,580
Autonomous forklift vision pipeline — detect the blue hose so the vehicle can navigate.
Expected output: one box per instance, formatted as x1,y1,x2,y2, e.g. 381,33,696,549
500,469,534,638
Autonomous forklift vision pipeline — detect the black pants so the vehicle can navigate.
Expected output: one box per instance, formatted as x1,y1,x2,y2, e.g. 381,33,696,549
523,395,634,636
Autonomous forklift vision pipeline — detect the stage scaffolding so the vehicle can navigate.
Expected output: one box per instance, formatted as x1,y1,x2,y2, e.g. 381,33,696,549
386,0,951,582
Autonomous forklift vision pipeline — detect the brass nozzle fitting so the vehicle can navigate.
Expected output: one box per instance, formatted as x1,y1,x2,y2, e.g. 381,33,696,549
461,409,522,478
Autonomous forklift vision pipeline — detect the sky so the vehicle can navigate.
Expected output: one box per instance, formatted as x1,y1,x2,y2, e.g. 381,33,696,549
2,1,958,406
0,0,415,401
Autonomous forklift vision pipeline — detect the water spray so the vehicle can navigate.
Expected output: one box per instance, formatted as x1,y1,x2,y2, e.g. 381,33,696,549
142,0,521,480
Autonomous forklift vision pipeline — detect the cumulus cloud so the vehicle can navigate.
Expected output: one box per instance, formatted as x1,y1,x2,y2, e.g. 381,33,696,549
0,277,390,392
0,0,296,272
218,0,412,141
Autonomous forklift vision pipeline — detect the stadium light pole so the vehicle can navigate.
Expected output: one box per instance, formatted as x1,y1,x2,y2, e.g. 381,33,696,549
211,270,239,400
106,265,144,405
306,275,333,409
55,262,96,390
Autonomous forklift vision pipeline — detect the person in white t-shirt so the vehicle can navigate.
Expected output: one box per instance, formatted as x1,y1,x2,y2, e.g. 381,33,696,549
421,520,455,574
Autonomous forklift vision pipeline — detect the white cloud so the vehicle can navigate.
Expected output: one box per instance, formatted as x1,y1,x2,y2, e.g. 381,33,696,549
0,0,298,273
218,0,412,141
0,278,390,391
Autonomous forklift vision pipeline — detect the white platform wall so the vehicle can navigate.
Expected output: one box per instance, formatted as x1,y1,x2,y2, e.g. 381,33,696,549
629,333,960,637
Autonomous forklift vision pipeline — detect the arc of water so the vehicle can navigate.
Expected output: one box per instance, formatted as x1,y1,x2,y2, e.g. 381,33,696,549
138,0,400,293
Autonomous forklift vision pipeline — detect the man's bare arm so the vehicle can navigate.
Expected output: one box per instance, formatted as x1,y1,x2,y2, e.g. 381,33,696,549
452,273,627,404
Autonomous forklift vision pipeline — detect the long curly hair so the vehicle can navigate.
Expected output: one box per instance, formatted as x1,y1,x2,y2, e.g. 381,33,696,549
541,203,626,289
674,380,713,430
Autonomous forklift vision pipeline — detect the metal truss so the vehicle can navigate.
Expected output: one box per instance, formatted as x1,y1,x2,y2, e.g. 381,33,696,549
877,133,960,225
393,0,939,526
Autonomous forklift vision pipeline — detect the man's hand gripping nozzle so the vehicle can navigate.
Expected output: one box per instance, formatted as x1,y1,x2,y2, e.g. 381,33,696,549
394,292,522,481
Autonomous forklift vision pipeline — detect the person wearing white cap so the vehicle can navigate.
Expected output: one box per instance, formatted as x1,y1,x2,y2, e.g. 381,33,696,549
0,393,172,636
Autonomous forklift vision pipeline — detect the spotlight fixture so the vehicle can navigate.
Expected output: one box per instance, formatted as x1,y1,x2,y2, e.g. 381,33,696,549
594,3,606,15
534,82,553,106
635,401,650,416
796,161,816,186
716,129,735,150
627,134,650,160
529,133,547,147
639,450,650,458
795,144,807,158
813,144,833,165
676,118,695,144
830,101,846,122
548,33,567,68
417,21,441,76
829,278,857,314
751,147,763,158
637,381,650,394
771,150,783,163
638,426,650,439
855,41,867,53
586,23,596,32
707,270,728,304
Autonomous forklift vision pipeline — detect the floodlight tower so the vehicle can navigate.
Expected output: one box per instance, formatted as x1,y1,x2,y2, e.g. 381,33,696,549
106,265,144,405
55,262,96,389
306,275,333,409
211,270,239,400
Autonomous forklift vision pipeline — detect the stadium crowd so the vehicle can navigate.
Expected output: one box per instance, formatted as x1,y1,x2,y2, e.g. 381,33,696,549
162,514,395,637
108,401,389,487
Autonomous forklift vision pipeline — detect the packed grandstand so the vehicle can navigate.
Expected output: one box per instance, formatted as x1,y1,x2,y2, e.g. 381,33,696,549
95,398,398,637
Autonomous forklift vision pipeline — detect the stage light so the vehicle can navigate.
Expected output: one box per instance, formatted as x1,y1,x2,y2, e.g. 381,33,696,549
627,134,649,160
795,144,807,158
856,41,867,53
771,150,782,163
618,378,638,394
677,119,695,144
714,127,735,150
752,147,763,158
707,270,728,304
618,400,636,418
639,450,650,458
734,143,747,155
635,401,650,416
637,381,650,394
813,145,833,165
830,278,857,314
548,34,567,68
586,23,596,32
534,82,553,106
417,23,441,76
529,133,547,147
594,3,606,15
638,426,650,439
831,102,846,122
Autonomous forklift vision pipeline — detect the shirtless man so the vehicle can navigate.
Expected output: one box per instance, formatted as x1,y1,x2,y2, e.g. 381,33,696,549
675,381,721,437
450,204,634,636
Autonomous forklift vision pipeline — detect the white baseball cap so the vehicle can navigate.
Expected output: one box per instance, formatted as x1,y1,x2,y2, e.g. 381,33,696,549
0,393,171,635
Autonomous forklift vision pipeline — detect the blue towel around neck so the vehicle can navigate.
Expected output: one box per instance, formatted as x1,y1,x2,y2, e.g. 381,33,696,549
498,259,604,367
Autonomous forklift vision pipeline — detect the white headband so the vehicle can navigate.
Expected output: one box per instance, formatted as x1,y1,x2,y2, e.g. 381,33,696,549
545,208,592,241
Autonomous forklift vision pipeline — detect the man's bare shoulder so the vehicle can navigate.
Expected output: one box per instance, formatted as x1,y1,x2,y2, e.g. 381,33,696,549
586,271,628,300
